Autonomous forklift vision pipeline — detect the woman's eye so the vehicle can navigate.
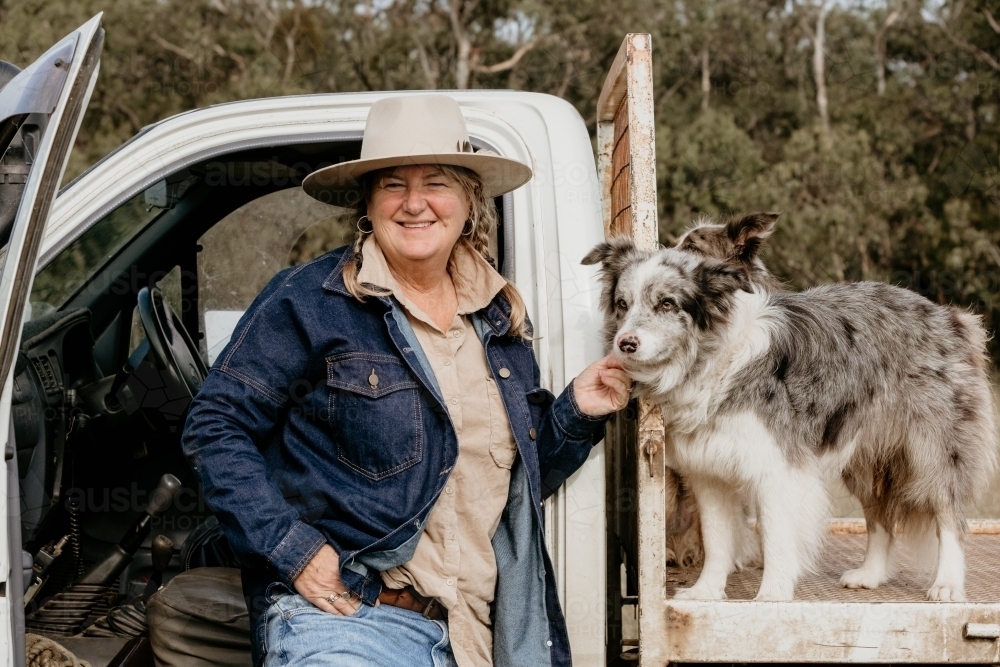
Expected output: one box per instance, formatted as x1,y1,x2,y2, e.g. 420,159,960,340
615,299,628,311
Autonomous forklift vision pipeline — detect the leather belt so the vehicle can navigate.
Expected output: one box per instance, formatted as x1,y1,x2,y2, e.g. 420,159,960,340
378,585,447,621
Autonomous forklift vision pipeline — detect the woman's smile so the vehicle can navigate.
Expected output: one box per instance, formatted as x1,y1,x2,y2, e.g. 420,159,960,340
396,219,436,229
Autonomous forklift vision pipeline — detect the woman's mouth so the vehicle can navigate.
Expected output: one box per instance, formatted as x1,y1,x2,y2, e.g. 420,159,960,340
397,220,435,229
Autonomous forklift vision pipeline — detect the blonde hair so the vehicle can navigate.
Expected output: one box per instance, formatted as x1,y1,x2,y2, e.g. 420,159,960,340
341,165,531,339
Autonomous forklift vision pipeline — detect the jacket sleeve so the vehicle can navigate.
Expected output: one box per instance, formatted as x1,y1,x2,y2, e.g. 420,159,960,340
532,365,611,500
181,268,327,585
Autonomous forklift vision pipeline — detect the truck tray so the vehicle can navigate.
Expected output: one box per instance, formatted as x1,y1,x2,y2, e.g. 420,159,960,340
665,524,1000,603
650,522,1000,664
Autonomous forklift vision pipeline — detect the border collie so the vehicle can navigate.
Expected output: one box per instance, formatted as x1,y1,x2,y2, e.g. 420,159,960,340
584,214,997,601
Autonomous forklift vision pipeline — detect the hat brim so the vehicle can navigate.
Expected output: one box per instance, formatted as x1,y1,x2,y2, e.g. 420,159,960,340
301,152,533,206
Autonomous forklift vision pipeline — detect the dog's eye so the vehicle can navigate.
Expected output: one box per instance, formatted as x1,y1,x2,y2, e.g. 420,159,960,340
615,298,628,312
658,297,677,312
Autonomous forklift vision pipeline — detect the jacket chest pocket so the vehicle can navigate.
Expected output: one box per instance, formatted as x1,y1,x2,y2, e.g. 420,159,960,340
326,353,424,481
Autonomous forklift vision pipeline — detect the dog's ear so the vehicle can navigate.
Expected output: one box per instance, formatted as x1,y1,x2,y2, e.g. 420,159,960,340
686,259,751,329
725,212,779,262
581,236,636,267
583,237,644,322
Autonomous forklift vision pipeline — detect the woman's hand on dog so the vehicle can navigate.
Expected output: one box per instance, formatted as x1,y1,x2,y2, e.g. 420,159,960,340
573,355,633,416
294,544,362,616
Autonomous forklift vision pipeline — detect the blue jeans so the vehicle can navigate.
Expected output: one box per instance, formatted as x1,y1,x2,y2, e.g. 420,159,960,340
262,593,458,667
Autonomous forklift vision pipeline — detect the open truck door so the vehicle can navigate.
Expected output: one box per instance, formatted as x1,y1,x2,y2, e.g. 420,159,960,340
597,32,1000,667
0,15,104,666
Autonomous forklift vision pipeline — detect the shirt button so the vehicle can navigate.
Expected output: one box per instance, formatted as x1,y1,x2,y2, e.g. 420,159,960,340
529,427,537,440
453,331,461,338
447,579,455,586
443,359,451,366
498,368,511,378
546,641,553,647
450,397,458,405
445,487,453,495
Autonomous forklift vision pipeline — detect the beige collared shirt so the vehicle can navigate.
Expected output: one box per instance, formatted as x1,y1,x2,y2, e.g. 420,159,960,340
357,238,517,667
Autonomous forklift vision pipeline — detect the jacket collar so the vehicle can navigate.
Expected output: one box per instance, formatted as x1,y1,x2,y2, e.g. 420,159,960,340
321,244,512,336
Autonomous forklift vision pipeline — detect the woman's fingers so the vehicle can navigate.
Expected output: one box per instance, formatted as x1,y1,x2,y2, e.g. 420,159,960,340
307,590,360,616
333,594,361,616
600,368,631,387
600,370,632,394
602,354,628,371
573,354,636,416
311,593,340,615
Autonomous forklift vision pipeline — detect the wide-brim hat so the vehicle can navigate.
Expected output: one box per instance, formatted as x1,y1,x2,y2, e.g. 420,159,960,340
302,95,533,206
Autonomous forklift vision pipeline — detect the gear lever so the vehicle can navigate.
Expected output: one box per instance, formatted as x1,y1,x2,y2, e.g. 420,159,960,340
140,534,174,601
78,474,182,586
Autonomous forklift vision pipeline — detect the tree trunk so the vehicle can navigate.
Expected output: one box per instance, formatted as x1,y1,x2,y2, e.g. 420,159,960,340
700,46,710,112
813,0,831,147
449,0,472,89
875,2,904,96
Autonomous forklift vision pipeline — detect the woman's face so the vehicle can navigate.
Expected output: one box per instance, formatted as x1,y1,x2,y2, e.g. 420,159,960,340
369,165,470,272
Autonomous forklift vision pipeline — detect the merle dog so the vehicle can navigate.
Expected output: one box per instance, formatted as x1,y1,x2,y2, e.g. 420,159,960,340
584,216,996,601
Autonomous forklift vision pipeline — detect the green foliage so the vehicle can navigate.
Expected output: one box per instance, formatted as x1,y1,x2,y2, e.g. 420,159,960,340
2,0,999,359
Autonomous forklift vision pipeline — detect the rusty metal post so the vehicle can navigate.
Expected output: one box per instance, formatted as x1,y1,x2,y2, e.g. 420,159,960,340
597,33,671,666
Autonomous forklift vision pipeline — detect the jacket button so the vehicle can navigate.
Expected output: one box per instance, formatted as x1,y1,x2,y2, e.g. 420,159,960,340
529,427,537,440
498,368,511,378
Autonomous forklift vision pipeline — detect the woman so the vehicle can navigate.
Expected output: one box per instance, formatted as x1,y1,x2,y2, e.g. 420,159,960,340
181,95,629,667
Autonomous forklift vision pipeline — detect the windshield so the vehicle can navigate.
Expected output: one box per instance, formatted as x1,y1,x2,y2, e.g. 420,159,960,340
29,187,169,316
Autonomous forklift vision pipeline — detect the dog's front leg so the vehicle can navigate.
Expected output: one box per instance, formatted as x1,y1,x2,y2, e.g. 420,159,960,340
673,480,741,600
754,467,827,601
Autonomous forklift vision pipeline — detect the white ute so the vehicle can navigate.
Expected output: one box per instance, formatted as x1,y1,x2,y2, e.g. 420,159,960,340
0,15,997,667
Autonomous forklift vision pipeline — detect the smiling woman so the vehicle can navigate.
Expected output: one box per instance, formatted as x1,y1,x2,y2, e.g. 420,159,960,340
179,94,631,667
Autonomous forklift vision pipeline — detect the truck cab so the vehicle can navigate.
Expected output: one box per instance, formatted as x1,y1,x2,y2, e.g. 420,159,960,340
0,14,611,667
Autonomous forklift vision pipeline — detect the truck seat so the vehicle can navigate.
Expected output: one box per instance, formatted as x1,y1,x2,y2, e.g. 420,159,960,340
146,568,251,667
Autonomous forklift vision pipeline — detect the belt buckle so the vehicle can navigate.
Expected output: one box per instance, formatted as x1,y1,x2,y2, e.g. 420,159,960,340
422,598,439,620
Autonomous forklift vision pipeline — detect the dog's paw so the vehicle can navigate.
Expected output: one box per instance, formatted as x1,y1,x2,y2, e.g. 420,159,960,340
673,585,726,600
754,583,795,601
926,583,967,602
839,568,883,590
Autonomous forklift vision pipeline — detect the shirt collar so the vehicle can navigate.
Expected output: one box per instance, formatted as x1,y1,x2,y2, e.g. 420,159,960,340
357,236,508,317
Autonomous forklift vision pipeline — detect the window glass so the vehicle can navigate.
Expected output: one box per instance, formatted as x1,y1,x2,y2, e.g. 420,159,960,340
197,188,352,364
29,184,181,315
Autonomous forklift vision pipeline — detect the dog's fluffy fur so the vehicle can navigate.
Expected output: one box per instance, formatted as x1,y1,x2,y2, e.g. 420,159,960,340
584,214,997,601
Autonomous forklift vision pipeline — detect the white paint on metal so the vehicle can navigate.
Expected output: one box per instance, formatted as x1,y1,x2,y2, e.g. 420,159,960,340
661,600,1000,663
964,623,1000,640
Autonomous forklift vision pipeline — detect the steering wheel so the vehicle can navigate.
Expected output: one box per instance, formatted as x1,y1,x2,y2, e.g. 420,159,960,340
136,286,208,399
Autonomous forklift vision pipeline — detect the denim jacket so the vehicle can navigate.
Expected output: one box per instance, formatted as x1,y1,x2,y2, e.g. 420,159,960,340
181,246,609,667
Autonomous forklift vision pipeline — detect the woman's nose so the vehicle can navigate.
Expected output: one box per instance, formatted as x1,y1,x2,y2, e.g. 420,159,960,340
401,187,427,214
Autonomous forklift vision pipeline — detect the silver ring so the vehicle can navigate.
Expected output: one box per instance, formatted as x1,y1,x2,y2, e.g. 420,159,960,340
326,593,342,605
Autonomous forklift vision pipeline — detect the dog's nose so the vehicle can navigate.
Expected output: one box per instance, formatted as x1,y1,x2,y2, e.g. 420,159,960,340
618,335,640,354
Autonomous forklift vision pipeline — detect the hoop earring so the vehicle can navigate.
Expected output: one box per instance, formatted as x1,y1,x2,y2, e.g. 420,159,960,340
357,215,373,234
462,220,474,236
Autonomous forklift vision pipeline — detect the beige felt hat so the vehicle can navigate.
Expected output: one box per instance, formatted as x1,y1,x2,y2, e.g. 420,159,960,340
302,95,533,206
